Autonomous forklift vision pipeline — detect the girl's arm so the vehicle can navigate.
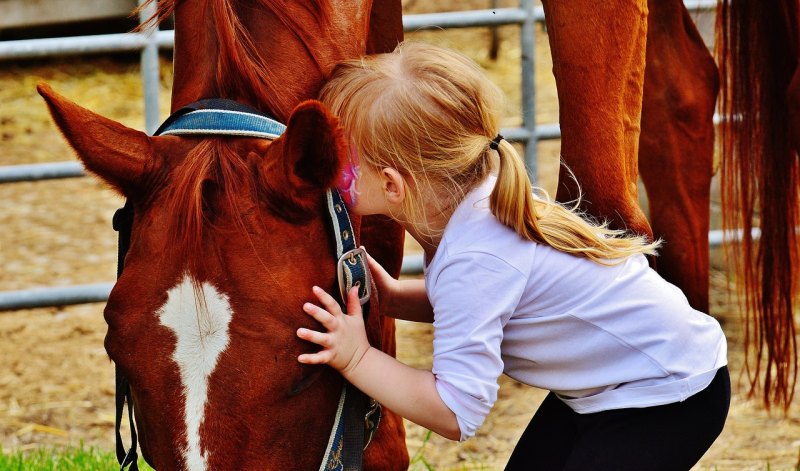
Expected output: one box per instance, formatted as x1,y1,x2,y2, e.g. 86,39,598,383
297,286,461,441
367,251,434,323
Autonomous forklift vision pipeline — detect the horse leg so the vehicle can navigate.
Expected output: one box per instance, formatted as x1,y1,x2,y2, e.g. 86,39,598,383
638,0,718,312
541,0,652,239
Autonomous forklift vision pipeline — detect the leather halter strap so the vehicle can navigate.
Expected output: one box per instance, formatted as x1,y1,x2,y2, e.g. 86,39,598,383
112,203,138,471
113,99,376,471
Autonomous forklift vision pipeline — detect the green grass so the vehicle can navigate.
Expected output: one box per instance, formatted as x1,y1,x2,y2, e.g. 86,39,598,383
0,444,152,471
409,430,492,471
409,430,436,470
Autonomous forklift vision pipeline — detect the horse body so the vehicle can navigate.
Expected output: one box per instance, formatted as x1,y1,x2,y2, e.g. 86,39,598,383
39,0,797,464
545,0,798,408
39,0,408,468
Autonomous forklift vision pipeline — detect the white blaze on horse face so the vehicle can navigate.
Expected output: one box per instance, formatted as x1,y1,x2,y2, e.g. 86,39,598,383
157,274,233,471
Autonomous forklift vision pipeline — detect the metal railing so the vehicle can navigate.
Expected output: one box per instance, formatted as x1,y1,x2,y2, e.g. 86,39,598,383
0,0,719,310
0,2,544,182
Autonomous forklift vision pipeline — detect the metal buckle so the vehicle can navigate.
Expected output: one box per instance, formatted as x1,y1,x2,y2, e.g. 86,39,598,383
336,247,371,306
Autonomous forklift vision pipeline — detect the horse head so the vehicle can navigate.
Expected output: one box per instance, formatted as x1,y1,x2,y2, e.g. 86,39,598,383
35,1,408,468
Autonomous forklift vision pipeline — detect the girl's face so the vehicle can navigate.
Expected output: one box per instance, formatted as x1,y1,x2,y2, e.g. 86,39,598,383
335,140,386,216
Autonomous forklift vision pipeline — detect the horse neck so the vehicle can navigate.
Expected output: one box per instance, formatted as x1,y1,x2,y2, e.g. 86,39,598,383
169,0,372,122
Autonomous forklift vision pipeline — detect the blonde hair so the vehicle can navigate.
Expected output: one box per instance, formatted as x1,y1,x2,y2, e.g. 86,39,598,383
320,41,660,263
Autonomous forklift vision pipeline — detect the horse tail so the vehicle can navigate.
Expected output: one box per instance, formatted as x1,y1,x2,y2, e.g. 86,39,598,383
716,0,800,411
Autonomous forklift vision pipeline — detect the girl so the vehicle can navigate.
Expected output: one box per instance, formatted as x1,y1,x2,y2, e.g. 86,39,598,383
297,41,729,470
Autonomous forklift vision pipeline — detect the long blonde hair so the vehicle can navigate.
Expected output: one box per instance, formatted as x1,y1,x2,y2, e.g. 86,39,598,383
320,41,659,263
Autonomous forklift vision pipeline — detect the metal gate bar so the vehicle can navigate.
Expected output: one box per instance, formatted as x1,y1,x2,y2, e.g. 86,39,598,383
0,0,719,310
0,5,543,182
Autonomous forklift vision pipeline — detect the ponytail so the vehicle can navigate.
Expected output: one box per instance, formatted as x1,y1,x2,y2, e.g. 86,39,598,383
489,140,660,264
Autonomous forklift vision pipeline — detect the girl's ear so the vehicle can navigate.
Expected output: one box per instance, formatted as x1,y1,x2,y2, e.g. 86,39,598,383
37,83,153,197
256,100,347,220
381,167,406,207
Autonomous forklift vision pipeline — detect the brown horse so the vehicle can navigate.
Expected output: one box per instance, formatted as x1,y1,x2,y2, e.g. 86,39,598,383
38,0,408,469
543,0,798,409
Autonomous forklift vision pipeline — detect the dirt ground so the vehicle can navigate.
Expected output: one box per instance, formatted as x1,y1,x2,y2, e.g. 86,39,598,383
1,4,800,470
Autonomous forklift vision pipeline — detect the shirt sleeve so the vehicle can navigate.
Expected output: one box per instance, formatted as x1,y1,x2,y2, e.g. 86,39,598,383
428,250,527,440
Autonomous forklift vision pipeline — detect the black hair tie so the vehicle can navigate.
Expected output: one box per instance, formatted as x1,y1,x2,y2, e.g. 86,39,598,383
489,134,504,150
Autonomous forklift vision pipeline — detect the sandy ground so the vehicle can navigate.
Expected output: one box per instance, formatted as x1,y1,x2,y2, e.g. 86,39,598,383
1,3,800,469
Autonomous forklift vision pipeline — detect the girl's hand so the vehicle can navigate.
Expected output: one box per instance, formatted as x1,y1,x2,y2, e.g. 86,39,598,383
366,247,434,323
298,285,461,441
365,249,400,315
297,285,371,375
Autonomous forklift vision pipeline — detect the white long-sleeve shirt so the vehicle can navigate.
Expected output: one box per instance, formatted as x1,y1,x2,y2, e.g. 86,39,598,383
425,177,727,440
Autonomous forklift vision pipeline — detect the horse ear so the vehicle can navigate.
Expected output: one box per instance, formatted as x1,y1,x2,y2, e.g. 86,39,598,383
37,83,153,196
258,100,346,219
282,100,346,190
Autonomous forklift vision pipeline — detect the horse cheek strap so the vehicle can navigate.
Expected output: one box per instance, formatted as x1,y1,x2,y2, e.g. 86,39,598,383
112,201,139,471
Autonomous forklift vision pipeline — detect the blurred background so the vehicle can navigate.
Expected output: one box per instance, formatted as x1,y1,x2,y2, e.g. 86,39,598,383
0,1,798,469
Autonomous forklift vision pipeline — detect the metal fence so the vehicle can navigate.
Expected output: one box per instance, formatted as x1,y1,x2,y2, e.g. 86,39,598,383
0,0,718,310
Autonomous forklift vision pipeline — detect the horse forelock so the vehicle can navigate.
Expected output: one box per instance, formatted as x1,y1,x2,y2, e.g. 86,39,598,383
158,136,330,284
163,139,262,279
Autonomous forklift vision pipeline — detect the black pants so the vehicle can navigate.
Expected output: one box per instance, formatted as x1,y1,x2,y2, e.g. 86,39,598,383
506,367,730,471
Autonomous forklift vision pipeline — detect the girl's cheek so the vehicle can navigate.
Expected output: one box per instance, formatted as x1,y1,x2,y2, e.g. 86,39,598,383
337,163,359,207
337,142,361,207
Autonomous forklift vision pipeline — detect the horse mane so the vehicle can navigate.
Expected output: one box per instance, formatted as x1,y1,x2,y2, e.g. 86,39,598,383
716,0,799,411
136,0,334,117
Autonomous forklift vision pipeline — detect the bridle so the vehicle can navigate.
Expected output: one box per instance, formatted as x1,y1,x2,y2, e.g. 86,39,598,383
113,99,380,471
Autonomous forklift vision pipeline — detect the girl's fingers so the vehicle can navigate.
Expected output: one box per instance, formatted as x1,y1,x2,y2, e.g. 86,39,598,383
302,302,337,329
297,327,331,347
298,351,332,365
346,286,362,317
312,286,342,315
365,248,396,285
365,250,385,275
